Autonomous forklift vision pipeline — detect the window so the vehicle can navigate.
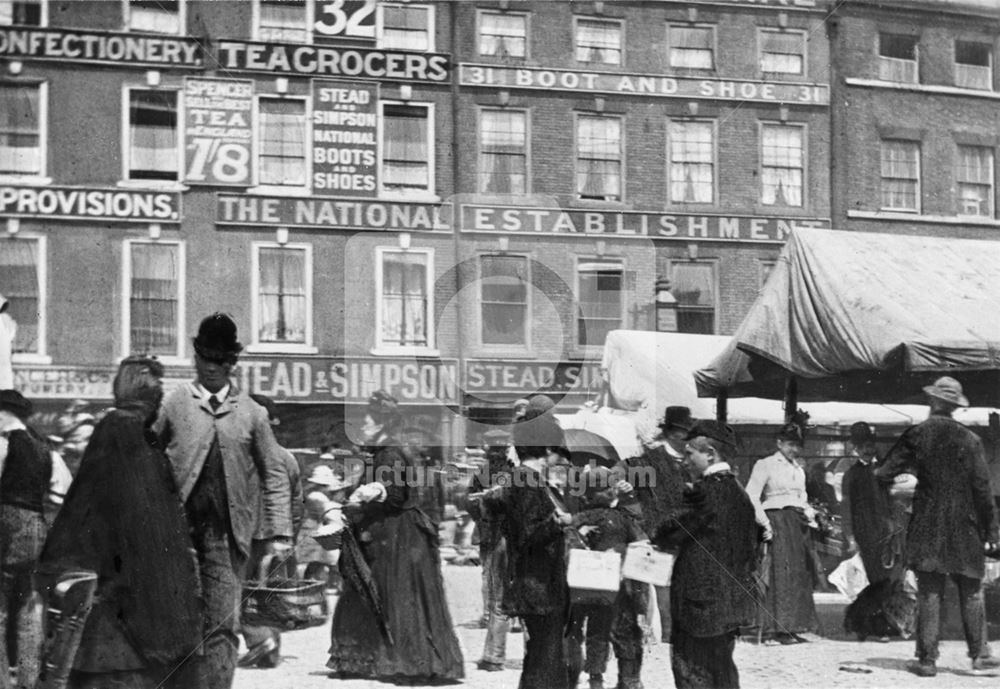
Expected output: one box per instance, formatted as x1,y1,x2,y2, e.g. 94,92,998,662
955,41,992,90
379,3,433,52
0,236,44,356
577,115,623,202
124,240,182,358
671,262,715,334
759,260,777,291
256,0,308,43
957,145,994,217
577,259,622,347
381,102,432,196
879,34,918,83
479,11,526,58
479,109,527,194
760,29,805,76
258,97,307,187
126,89,178,181
125,0,182,34
0,0,43,25
0,83,43,177
668,119,714,204
761,124,804,207
377,248,431,349
254,244,311,347
575,18,622,66
480,254,528,346
668,25,714,70
880,139,920,212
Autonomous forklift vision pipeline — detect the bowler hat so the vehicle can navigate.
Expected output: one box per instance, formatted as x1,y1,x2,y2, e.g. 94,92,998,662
0,389,32,420
661,406,694,432
193,313,242,362
848,421,876,445
512,416,566,456
522,394,555,420
923,376,969,408
686,419,737,448
776,422,805,443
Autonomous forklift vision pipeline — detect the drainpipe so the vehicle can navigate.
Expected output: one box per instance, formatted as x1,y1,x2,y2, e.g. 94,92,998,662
448,0,467,460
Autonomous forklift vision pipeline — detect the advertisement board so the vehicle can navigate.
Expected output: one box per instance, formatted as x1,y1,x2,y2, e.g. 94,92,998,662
184,77,254,186
312,79,379,196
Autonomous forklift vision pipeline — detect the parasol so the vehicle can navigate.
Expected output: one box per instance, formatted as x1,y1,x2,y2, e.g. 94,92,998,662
563,428,621,468
339,526,394,646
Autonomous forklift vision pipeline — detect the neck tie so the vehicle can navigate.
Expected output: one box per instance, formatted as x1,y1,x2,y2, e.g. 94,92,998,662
209,395,221,412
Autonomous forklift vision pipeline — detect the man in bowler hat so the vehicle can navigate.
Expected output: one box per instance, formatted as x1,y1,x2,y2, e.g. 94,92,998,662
153,313,293,688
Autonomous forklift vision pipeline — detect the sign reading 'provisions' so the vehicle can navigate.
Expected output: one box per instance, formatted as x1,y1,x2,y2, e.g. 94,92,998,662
312,80,379,196
460,63,829,105
1,185,180,222
217,194,449,231
461,205,829,243
0,27,202,67
216,40,450,82
184,78,254,186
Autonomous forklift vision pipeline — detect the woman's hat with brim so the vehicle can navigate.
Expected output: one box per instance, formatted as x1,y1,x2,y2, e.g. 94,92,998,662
686,419,737,449
776,422,805,443
0,389,32,420
848,421,876,445
193,313,242,362
307,464,346,489
923,376,969,408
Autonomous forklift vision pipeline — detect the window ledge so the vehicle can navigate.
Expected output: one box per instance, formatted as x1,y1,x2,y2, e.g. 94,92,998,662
12,354,52,365
468,347,537,360
248,185,311,197
0,175,52,186
848,209,1000,227
379,192,442,204
844,78,1000,100
245,344,319,355
116,355,191,367
117,180,188,192
370,347,441,358
570,199,627,209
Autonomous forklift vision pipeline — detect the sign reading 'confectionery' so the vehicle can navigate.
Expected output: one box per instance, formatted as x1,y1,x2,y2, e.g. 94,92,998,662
0,27,202,67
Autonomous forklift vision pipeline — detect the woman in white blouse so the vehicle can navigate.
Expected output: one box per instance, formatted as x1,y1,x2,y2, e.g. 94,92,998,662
745,422,819,644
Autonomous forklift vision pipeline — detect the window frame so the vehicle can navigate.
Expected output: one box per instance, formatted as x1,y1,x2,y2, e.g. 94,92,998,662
252,92,311,194
476,9,529,59
879,138,922,213
666,117,717,206
477,106,530,195
758,120,807,209
373,245,436,355
666,23,716,72
573,16,624,67
575,256,624,349
0,0,48,26
122,0,186,35
1,232,48,363
955,144,995,218
120,85,183,187
668,259,718,335
878,32,919,84
120,238,186,362
954,40,993,91
477,252,532,351
377,2,435,52
0,80,49,182
378,99,436,200
758,27,807,78
247,241,316,354
253,0,313,43
574,111,625,203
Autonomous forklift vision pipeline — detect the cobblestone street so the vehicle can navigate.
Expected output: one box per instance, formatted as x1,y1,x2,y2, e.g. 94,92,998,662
233,564,1000,689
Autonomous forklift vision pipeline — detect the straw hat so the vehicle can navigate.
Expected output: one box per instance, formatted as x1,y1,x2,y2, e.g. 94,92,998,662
923,376,969,408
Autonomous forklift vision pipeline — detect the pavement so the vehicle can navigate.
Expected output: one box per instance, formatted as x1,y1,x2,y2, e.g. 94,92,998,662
233,565,1000,689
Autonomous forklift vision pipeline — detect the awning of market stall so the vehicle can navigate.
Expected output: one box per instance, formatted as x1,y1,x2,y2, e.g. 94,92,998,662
694,227,1000,407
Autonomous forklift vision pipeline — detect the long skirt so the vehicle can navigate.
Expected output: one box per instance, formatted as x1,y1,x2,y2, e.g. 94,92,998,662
759,508,817,636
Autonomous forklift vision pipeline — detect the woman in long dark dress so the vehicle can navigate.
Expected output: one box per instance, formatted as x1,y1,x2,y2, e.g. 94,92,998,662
35,356,202,689
327,391,464,684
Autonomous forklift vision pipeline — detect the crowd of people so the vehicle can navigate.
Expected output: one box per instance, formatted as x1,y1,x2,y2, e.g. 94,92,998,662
1,308,999,688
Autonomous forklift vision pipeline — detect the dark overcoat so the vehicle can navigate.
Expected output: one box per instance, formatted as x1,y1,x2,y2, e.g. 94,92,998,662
876,414,998,579
615,444,689,536
842,460,903,583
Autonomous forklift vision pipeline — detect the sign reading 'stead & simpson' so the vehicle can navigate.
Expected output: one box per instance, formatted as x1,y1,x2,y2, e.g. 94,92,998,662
184,78,255,186
312,80,379,196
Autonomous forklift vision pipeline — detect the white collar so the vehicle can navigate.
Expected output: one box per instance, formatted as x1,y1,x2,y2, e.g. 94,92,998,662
195,382,230,403
664,443,685,460
702,462,731,477
0,414,26,433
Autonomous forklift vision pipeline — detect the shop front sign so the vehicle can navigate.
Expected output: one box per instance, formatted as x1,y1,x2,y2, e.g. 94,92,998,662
464,360,604,400
0,184,181,222
14,366,113,400
217,194,450,232
0,27,202,67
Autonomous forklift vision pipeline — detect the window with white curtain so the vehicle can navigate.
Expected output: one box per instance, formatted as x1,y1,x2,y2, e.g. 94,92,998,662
880,139,920,211
378,249,430,348
127,89,178,181
379,3,433,52
0,236,42,355
576,115,623,202
480,254,528,346
760,29,805,75
381,102,432,195
0,0,44,25
478,11,526,58
668,25,714,70
879,34,918,83
761,123,804,207
126,241,181,357
577,259,623,347
957,145,994,217
670,262,716,335
955,41,992,90
258,97,307,187
257,0,308,42
668,119,714,204
126,0,182,34
575,18,622,65
0,83,43,176
479,109,527,194
255,245,310,345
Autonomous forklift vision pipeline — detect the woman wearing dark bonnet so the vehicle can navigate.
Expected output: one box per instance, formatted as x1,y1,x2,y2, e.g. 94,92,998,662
36,356,201,689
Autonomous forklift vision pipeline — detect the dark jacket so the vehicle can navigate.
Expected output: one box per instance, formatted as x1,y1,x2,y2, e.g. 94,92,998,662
614,444,689,536
0,427,52,513
877,413,998,579
843,459,903,583
572,506,646,555
655,469,759,638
